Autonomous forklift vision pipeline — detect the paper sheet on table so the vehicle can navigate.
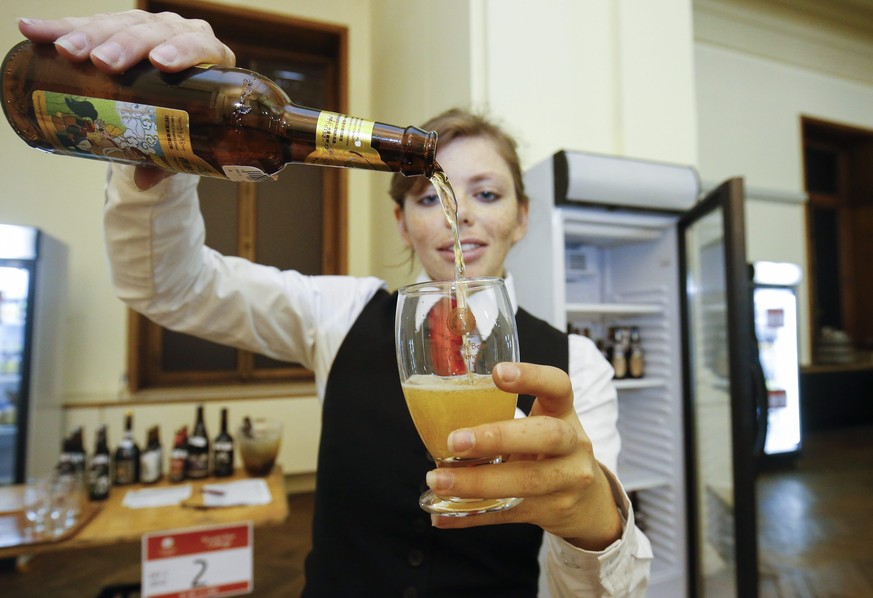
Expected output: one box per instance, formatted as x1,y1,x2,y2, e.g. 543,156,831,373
201,479,272,507
122,484,193,509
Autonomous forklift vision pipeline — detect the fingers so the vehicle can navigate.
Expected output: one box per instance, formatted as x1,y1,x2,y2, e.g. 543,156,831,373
448,416,581,458
492,362,574,418
18,10,235,73
427,452,596,501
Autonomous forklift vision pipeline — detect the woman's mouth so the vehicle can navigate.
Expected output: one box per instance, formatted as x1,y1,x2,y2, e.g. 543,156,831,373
439,241,485,260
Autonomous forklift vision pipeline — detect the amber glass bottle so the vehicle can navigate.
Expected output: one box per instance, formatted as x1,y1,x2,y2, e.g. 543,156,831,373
1,41,438,182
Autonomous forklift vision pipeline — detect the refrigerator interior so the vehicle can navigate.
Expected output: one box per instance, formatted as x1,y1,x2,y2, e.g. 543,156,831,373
508,204,689,597
753,285,802,456
0,265,30,483
0,224,67,484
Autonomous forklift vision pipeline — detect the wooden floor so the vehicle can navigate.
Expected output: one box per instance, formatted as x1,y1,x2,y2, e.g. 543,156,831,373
1,425,871,597
757,424,873,598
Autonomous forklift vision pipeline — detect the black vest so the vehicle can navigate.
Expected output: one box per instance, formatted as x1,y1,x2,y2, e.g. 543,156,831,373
302,289,569,597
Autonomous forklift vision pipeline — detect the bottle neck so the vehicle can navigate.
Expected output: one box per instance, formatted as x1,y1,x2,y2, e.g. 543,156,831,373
281,106,437,177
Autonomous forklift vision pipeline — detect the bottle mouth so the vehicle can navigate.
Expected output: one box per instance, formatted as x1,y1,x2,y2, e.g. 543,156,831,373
401,126,439,178
423,130,438,178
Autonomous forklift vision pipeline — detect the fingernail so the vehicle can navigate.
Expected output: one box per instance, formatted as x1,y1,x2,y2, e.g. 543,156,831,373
92,41,124,69
425,470,454,491
448,430,475,452
55,32,88,56
18,18,39,26
150,44,178,67
495,362,520,383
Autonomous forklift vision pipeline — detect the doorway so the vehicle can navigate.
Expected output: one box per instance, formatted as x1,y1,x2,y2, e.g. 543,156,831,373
802,116,873,359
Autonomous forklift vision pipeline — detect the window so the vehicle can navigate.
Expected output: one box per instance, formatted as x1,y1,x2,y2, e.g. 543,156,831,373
128,1,348,390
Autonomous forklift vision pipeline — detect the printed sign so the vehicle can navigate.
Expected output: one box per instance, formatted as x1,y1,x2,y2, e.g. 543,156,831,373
141,522,253,598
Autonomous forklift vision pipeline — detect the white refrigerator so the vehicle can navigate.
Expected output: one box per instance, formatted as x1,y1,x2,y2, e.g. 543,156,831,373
751,261,803,461
0,224,67,485
507,151,761,597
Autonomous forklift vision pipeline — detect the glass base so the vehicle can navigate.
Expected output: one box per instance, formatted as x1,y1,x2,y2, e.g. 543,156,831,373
419,491,523,517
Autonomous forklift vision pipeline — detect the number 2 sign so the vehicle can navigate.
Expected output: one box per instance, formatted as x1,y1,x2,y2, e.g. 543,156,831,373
142,522,253,598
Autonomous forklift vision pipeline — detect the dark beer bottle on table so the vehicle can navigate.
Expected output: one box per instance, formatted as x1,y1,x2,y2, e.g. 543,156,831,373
140,425,163,484
187,405,210,479
169,426,189,483
114,411,140,485
213,408,234,478
88,425,111,501
2,41,438,182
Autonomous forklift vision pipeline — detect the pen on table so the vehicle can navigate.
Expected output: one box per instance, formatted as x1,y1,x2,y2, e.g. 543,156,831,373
202,488,226,496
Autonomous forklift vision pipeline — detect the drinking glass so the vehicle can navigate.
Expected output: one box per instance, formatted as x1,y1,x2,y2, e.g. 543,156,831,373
395,276,522,516
23,475,51,537
238,419,283,476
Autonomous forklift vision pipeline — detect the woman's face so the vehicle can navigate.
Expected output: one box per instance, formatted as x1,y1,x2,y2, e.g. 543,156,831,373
394,135,529,281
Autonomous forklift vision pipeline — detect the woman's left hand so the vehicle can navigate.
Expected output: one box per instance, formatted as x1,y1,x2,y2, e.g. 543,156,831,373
426,362,623,550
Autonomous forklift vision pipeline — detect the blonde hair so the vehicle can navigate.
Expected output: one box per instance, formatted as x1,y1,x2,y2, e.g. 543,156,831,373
388,108,528,208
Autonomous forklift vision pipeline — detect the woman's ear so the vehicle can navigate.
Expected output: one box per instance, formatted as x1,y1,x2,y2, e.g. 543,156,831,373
512,201,530,244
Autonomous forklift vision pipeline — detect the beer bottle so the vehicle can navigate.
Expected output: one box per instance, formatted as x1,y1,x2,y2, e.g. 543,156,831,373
212,408,234,478
186,405,210,479
169,426,189,483
628,326,645,379
1,41,438,182
140,425,164,484
114,411,140,485
610,327,628,380
88,425,111,501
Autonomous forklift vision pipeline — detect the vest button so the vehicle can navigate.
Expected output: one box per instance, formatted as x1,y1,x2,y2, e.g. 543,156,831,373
408,548,425,567
403,587,418,598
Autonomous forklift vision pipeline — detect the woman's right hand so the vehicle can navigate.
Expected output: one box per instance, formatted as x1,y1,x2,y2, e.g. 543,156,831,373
18,9,235,189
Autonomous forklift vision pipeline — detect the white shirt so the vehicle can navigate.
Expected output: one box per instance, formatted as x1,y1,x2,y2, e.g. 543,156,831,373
103,164,652,596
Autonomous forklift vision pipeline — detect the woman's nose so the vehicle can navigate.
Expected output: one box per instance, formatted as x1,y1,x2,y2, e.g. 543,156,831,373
453,195,474,226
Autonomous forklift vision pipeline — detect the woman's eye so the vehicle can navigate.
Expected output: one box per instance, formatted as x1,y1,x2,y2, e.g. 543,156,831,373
476,190,500,202
417,193,440,206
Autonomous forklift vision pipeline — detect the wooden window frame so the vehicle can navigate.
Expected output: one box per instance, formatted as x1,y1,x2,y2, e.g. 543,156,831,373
127,0,348,391
802,116,873,355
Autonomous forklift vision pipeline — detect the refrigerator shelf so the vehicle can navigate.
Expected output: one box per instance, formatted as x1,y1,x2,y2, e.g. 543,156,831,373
619,463,671,492
566,302,662,317
614,377,666,391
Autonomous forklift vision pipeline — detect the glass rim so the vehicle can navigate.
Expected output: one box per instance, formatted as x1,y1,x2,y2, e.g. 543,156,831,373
397,276,505,297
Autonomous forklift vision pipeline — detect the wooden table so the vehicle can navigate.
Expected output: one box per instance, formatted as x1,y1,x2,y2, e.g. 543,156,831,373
0,467,288,559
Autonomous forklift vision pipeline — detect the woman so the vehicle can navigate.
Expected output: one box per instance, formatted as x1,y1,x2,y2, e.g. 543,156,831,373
20,11,651,596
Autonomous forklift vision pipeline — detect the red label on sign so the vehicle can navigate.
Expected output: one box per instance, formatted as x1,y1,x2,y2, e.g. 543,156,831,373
148,580,251,598
146,523,250,560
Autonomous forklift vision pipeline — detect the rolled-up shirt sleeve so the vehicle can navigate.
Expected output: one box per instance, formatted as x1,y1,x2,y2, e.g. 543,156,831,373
541,333,653,596
102,164,384,391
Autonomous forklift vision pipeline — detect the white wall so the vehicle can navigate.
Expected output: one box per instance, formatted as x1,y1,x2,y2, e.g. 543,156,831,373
695,36,873,364
369,0,699,290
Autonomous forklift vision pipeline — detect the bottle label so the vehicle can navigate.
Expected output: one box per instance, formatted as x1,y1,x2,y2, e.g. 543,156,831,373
187,453,209,478
305,111,388,171
141,449,163,483
222,165,277,183
31,90,222,177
